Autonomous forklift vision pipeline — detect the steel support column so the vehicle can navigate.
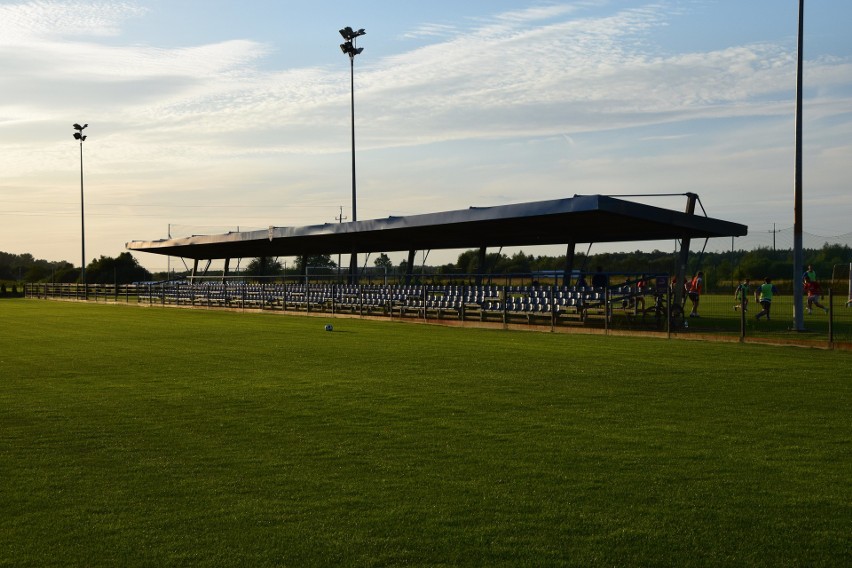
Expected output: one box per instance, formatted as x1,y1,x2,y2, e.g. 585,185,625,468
675,193,698,310
476,247,487,286
405,249,416,285
563,241,576,287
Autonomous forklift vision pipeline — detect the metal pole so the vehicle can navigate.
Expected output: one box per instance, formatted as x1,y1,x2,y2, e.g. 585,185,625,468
675,193,697,310
79,139,87,299
792,0,805,330
828,289,833,345
336,206,346,283
350,56,357,224
563,241,576,288
348,55,359,284
339,28,364,284
666,285,672,339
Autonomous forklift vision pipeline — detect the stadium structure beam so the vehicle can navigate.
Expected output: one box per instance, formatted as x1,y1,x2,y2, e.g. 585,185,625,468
563,241,576,287
127,195,748,269
675,193,698,310
405,249,416,285
476,247,487,286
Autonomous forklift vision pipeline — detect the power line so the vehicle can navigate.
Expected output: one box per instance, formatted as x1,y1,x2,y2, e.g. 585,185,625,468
2,200,340,209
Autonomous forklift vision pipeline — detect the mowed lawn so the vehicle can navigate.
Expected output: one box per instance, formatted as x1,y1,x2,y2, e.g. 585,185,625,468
0,300,849,567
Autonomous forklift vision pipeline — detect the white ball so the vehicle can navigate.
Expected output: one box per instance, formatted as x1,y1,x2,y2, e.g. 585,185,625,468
324,324,333,332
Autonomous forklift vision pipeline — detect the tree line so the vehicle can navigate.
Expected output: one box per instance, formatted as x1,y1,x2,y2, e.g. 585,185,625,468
434,244,850,292
0,251,152,285
2,244,849,293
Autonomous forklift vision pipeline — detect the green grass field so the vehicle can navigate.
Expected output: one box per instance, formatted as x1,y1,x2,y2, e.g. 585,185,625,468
585,289,850,341
1,299,849,566
664,292,852,341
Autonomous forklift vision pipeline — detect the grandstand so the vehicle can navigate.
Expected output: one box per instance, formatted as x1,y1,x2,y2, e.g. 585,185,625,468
126,194,747,290
125,274,677,332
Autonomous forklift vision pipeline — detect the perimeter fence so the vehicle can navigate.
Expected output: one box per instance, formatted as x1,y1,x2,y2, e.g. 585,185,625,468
25,273,852,348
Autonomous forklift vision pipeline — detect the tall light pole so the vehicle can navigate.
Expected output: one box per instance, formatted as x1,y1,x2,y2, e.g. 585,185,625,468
340,26,365,283
73,123,88,296
792,0,805,330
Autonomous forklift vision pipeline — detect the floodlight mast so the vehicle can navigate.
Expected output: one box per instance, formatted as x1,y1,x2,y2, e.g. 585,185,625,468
792,0,805,331
73,123,88,296
340,26,365,284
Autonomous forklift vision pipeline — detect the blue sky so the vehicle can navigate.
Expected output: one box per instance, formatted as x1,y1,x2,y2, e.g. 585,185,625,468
1,0,851,273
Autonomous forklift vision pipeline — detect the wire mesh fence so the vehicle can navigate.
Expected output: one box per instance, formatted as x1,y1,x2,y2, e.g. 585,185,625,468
24,277,852,347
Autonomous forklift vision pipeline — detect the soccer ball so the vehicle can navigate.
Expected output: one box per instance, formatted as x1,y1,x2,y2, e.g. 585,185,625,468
324,324,333,332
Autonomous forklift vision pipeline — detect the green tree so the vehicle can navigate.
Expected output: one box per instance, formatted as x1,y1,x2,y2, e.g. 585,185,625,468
25,264,51,282
374,253,393,271
245,257,283,278
0,251,63,281
454,249,507,275
86,253,152,284
736,248,774,280
505,251,533,274
531,254,565,272
53,263,80,283
810,244,851,279
295,254,336,275
454,250,479,274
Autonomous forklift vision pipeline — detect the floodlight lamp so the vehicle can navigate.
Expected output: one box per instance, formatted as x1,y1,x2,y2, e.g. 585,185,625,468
339,26,365,41
73,132,86,141
73,123,88,131
340,42,351,54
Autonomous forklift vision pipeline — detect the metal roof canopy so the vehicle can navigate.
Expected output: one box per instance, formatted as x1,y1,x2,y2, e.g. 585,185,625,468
126,194,747,261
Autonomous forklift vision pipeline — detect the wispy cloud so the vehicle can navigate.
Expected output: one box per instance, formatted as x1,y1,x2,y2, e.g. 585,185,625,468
1,1,851,267
3,1,841,159
356,6,808,150
400,22,459,40
0,1,146,41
